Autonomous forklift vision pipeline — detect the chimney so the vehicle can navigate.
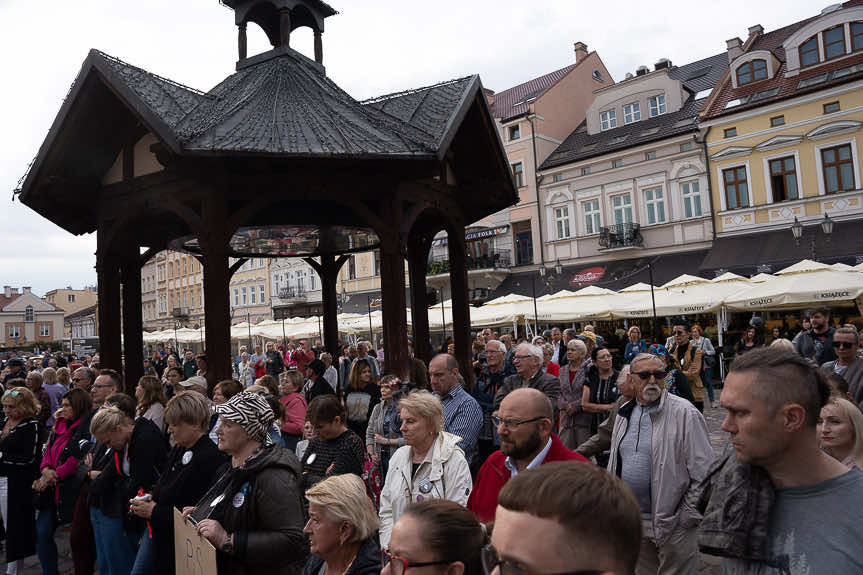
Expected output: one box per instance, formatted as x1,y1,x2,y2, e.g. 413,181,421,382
3,286,12,298
636,65,650,77
654,58,672,71
727,37,743,63
573,42,588,64
22,287,31,295
748,24,763,39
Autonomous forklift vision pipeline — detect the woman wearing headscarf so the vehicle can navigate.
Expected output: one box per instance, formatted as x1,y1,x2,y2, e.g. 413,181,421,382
187,391,307,575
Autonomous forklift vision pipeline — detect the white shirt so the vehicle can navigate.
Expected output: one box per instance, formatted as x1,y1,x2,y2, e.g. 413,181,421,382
504,437,552,477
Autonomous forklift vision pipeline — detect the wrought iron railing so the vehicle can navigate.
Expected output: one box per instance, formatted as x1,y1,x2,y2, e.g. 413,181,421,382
599,223,643,249
278,286,307,299
427,249,512,275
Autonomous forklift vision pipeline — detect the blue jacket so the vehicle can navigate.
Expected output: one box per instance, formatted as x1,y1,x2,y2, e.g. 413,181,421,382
624,340,647,364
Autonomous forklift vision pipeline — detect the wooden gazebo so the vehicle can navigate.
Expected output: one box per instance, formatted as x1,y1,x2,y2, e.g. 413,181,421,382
17,0,515,391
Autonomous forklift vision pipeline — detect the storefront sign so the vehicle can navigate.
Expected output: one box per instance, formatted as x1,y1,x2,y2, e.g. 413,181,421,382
569,266,606,288
432,225,509,247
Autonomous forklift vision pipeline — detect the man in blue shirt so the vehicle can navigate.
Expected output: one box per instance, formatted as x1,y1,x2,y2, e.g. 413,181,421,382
429,353,482,466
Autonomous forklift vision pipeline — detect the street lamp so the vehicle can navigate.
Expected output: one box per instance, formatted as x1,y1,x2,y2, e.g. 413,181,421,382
791,213,833,260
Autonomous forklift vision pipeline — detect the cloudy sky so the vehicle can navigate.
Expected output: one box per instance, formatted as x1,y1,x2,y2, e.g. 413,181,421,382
0,0,818,296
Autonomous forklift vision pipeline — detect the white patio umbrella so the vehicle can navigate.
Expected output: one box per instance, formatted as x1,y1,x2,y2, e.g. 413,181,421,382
724,261,863,310
535,286,616,322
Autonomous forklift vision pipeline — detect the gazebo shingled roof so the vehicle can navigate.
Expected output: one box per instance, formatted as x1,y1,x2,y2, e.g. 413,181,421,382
16,0,516,391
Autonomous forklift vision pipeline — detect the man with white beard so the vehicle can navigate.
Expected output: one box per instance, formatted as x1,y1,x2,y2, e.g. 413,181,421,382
608,353,713,575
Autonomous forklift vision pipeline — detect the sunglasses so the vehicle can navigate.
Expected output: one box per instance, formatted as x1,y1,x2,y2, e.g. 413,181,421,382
3,390,21,398
633,370,668,381
832,341,857,349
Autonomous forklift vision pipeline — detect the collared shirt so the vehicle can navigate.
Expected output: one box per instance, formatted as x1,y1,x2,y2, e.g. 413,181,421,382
436,384,482,464
505,437,552,477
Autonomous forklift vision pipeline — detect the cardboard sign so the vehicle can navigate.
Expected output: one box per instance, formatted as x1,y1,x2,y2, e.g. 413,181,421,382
174,508,218,575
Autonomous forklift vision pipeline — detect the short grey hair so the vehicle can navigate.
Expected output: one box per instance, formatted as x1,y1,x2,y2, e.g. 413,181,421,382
566,339,587,355
486,339,506,353
516,343,543,363
619,364,631,380
631,353,662,371
398,390,444,435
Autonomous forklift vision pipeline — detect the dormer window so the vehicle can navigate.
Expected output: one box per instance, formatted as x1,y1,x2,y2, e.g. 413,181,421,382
648,95,666,117
736,59,768,85
508,125,521,141
853,22,863,50
624,102,641,124
799,37,819,67
824,25,846,60
600,110,617,131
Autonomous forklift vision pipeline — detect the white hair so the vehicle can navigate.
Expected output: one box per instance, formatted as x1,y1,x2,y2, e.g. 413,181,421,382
516,343,543,362
486,340,506,353
619,364,631,380
566,339,587,355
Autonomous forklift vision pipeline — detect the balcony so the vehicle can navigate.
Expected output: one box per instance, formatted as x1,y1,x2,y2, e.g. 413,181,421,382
272,285,316,309
427,249,512,276
599,223,644,250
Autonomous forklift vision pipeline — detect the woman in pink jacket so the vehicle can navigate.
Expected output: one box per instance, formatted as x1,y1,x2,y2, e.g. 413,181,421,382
279,370,307,451
34,388,92,575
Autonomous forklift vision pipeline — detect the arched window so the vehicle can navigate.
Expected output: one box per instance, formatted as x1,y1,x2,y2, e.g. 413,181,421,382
799,36,819,67
736,59,768,85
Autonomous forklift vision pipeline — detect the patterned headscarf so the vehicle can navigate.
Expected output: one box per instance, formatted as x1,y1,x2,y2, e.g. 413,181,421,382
648,343,668,358
215,391,275,446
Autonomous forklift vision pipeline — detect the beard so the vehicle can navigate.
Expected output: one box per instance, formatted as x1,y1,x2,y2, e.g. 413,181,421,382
501,428,543,460
640,384,662,403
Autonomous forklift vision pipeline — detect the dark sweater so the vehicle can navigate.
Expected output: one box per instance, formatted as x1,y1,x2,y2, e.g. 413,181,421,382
300,430,365,485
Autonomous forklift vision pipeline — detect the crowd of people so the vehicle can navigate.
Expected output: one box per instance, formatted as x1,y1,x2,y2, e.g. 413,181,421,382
0,305,861,574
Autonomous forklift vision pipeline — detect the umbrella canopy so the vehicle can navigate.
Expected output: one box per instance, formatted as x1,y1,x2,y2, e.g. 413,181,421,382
749,273,775,283
535,288,616,322
724,267,863,310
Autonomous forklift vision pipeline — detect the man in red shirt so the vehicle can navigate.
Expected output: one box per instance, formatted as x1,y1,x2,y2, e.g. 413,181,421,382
468,387,588,523
291,339,315,375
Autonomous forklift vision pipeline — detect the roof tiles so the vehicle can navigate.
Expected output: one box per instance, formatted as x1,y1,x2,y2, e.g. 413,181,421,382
489,63,577,122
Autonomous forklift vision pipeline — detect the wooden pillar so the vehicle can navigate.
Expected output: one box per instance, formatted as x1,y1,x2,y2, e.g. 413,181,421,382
380,244,409,380
407,231,433,366
279,8,291,47
238,23,247,60
305,254,348,358
120,248,144,395
96,238,122,372
314,29,323,64
199,197,232,392
447,222,473,386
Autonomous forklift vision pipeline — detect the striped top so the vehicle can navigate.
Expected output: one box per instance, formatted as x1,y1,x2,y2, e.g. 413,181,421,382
437,385,482,465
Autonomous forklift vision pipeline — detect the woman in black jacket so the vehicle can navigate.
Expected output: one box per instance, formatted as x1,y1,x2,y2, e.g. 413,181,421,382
88,403,167,575
0,388,42,574
130,391,228,575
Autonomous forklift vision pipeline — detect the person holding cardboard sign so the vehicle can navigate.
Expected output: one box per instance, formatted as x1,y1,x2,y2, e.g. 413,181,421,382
186,391,307,574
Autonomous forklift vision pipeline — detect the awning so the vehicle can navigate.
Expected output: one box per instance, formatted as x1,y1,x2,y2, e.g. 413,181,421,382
701,221,863,275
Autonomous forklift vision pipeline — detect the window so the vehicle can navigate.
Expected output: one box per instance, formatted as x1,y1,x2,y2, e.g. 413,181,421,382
799,36,819,67
769,156,799,202
853,22,863,51
25,306,34,322
581,167,591,176
233,288,239,306
770,115,785,127
736,59,768,85
584,200,601,234
722,166,750,209
644,188,666,224
612,195,633,225
624,102,641,124
552,174,563,182
260,285,265,302
824,101,841,114
680,142,695,152
250,286,256,304
183,259,187,275
40,324,50,338
67,294,75,303
824,25,846,60
822,144,855,193
309,274,316,290
681,180,702,218
9,325,20,339
241,287,247,305
513,220,533,266
600,110,617,130
724,127,737,138
648,95,666,117
508,125,521,141
645,151,656,160
511,162,525,188
612,159,623,169
554,206,571,239
374,249,382,276
348,255,357,280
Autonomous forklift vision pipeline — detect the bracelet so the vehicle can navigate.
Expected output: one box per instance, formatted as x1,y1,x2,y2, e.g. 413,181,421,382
222,532,234,554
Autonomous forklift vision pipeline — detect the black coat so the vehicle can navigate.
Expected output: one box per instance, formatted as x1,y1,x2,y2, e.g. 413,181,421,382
0,418,40,561
150,434,229,575
302,538,380,575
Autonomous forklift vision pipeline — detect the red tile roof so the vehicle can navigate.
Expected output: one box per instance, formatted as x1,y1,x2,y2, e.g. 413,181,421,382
0,294,19,308
489,62,579,122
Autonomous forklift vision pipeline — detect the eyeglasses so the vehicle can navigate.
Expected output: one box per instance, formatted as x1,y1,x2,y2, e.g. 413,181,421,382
90,384,114,389
381,548,451,575
3,390,20,398
513,355,534,361
71,377,85,383
832,341,857,349
480,544,601,575
632,370,668,381
492,415,545,429
672,330,687,335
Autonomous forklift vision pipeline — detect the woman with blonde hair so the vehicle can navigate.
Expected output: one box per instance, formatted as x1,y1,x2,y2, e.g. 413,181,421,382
302,474,381,575
135,375,168,433
378,390,472,548
56,366,71,388
819,397,863,469
624,326,647,364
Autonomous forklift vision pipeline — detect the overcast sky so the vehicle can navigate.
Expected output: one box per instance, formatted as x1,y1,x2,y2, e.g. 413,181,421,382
0,0,819,296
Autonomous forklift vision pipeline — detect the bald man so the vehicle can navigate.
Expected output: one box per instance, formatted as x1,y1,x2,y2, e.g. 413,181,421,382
429,353,483,465
467,388,588,523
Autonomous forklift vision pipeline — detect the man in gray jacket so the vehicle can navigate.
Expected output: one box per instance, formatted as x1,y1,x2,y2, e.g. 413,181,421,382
494,343,561,421
609,353,713,575
820,324,863,410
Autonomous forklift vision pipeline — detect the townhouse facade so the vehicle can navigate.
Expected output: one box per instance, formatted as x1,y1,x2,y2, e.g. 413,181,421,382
141,250,205,331
229,257,272,325
44,287,98,338
700,2,863,274
0,286,64,346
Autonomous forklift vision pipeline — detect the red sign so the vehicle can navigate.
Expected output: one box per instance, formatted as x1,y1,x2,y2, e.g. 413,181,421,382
569,266,606,288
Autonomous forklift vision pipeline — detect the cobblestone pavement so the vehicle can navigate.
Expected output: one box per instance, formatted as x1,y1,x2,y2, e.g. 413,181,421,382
3,395,732,575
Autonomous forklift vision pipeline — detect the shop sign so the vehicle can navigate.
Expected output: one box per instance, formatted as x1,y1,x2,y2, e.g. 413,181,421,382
432,225,509,247
569,266,606,288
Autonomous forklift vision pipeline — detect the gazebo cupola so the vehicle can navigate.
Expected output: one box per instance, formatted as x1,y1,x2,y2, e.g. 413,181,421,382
221,0,337,64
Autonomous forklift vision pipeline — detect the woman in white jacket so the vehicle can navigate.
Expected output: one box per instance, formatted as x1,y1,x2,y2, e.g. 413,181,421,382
378,390,472,548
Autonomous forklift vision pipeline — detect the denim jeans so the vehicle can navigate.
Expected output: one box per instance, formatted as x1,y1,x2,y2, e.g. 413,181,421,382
130,529,154,575
703,367,715,403
36,503,59,575
89,507,138,575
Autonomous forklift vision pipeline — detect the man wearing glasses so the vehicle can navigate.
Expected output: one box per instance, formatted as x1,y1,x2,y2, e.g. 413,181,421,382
667,320,704,412
493,343,561,424
487,460,641,575
71,366,97,391
468,388,586,523
820,325,863,410
472,340,515,467
608,353,712,574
